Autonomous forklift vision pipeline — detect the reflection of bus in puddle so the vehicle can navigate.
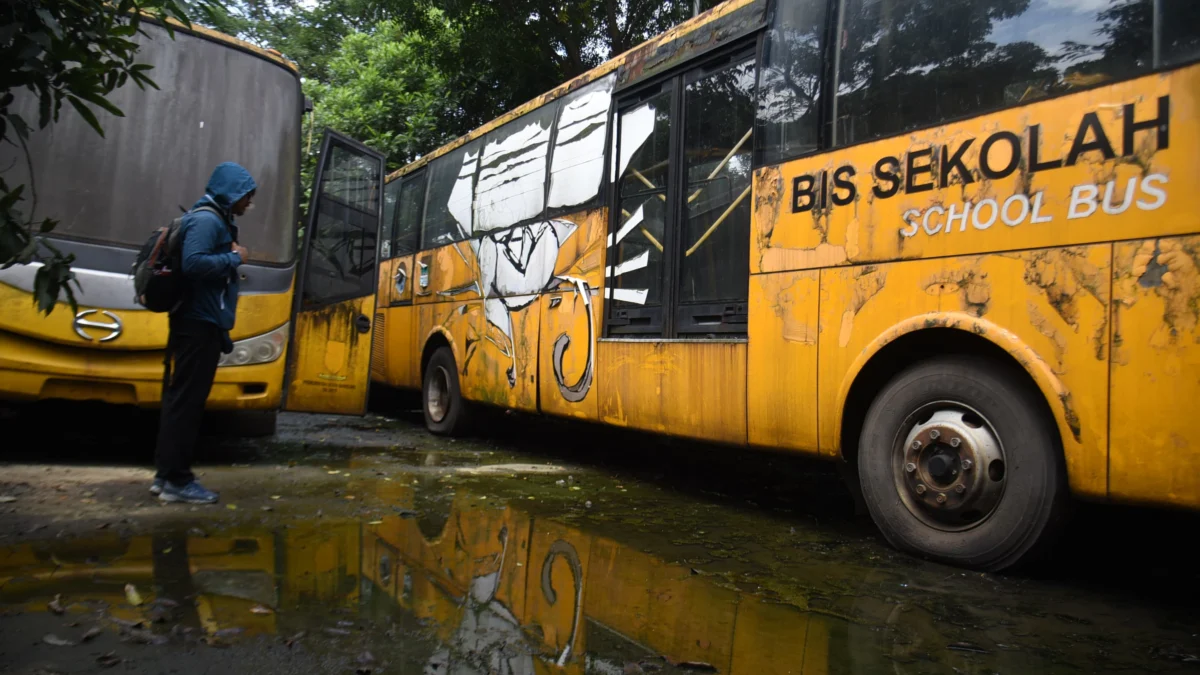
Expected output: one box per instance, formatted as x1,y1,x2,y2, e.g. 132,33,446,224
0,526,359,641
5,490,1111,674
359,491,835,675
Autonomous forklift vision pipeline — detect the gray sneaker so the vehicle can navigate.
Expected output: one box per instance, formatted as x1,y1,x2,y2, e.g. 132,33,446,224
149,478,164,496
159,481,219,505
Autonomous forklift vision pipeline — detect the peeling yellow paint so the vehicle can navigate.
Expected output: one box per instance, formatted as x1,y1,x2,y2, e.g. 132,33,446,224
837,267,887,348
1110,235,1200,508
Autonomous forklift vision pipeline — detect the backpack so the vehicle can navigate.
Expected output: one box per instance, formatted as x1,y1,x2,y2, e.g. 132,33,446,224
132,205,220,313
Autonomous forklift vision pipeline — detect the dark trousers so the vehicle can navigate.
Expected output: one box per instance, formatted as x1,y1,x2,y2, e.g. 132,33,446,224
155,317,221,486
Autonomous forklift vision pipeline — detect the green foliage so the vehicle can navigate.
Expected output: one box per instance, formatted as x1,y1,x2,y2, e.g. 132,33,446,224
1,0,195,315
304,17,460,176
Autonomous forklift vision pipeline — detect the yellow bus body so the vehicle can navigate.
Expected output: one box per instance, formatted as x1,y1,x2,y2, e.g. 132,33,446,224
371,0,1200,538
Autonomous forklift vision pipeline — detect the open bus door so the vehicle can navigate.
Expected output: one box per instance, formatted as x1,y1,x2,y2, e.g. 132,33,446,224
284,130,385,415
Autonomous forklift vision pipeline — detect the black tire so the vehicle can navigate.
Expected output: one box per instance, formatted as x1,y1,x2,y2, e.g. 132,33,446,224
422,347,470,436
857,356,1069,571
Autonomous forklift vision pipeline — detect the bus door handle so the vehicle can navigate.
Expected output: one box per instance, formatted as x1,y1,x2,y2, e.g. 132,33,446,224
355,314,371,334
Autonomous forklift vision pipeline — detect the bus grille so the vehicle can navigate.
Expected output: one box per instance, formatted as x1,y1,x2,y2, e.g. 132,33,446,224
371,312,386,379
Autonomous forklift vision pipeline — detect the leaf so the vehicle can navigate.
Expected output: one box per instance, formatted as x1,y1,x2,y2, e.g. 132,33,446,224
124,583,143,607
0,495,16,503
43,633,76,646
250,605,272,615
97,652,122,668
74,90,124,118
226,504,237,510
82,626,103,642
35,9,63,39
48,594,65,614
66,96,104,137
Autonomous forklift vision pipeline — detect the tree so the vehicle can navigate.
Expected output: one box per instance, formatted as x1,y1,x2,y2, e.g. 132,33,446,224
1,0,193,314
303,16,461,178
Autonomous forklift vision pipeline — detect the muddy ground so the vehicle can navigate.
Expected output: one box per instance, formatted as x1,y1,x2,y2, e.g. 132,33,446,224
1,393,1198,674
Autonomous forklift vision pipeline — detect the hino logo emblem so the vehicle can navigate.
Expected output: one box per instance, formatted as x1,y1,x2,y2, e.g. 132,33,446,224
73,309,123,342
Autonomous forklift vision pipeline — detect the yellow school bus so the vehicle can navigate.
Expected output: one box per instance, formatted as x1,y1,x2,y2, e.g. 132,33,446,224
362,0,1200,570
0,19,393,431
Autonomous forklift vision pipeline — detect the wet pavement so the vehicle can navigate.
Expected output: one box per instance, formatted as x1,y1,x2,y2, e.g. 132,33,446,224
1,397,1198,674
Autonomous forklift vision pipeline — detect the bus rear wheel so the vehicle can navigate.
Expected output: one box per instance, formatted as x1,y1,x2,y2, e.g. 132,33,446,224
423,347,470,436
857,356,1068,571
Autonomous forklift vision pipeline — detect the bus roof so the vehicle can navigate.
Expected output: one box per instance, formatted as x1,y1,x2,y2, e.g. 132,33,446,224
153,14,300,75
387,0,762,181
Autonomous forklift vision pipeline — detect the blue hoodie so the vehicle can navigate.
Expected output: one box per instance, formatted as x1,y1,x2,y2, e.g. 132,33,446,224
176,162,257,337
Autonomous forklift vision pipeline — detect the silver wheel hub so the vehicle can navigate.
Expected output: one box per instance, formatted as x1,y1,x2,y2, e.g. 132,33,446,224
427,366,451,423
894,406,1006,530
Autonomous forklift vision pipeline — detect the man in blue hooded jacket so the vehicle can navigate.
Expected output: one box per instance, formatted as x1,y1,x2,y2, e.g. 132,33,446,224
153,162,256,504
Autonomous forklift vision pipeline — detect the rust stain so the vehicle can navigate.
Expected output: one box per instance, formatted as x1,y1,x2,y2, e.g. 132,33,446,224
838,267,887,348
920,266,991,317
1115,238,1200,357
1021,247,1110,360
1027,301,1069,372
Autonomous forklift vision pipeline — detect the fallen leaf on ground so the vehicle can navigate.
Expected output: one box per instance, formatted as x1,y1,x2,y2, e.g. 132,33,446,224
124,628,168,645
324,627,351,637
43,633,76,646
226,504,237,511
357,650,376,664
327,470,340,475
82,626,103,642
284,631,305,647
367,520,383,525
250,605,273,615
270,495,281,500
0,496,16,503
107,616,145,630
48,594,65,614
261,506,273,512
95,522,110,530
96,652,122,668
124,584,143,606
214,627,244,640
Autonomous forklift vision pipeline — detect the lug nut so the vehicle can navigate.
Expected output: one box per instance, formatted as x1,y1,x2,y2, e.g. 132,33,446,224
905,462,917,473
915,484,927,495
962,459,973,471
911,440,922,450
936,493,947,504
949,437,961,448
929,429,941,440
955,484,966,494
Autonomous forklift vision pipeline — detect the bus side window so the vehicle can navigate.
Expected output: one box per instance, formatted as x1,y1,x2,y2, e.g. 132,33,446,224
756,0,828,165
676,54,756,335
831,0,1199,146
422,139,481,249
381,179,400,260
395,172,426,257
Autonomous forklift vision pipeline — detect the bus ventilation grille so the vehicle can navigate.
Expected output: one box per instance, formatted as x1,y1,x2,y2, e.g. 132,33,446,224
371,312,386,378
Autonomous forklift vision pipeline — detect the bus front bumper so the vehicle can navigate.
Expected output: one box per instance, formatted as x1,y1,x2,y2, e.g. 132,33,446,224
0,329,285,410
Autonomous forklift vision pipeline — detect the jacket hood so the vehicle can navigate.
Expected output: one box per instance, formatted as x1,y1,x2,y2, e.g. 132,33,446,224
202,162,257,212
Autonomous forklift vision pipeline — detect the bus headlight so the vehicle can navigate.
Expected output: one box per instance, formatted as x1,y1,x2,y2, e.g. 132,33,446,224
218,323,289,367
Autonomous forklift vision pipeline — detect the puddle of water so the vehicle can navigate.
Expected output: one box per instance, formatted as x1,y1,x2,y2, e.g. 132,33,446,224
3,460,1198,675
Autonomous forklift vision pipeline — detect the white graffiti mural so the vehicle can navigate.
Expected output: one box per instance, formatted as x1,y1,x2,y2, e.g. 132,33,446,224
425,76,614,401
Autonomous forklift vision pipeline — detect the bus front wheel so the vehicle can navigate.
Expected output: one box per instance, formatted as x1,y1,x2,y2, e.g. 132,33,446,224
857,356,1068,571
422,347,470,436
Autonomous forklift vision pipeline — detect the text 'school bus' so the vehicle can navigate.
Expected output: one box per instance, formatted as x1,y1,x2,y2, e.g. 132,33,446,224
0,19,394,432
347,0,1200,570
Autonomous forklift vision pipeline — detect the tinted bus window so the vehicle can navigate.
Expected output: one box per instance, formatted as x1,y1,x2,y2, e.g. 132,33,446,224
303,142,380,304
475,103,558,233
833,0,1200,147
395,172,426,257
756,0,828,165
547,74,616,211
422,139,482,249
381,180,400,259
678,56,755,322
